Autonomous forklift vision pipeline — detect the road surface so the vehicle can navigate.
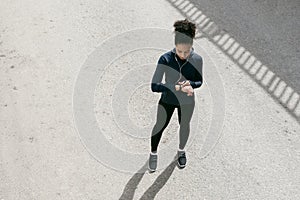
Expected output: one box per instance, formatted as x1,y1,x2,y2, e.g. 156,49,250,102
1,0,299,199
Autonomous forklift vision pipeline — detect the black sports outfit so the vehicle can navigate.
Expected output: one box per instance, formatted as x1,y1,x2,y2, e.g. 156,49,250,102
150,48,203,152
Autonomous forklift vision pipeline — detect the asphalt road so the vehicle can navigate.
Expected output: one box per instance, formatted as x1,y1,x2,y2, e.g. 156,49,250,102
1,0,299,199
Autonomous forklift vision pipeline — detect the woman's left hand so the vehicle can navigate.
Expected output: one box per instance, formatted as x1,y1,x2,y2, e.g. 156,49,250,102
181,85,194,96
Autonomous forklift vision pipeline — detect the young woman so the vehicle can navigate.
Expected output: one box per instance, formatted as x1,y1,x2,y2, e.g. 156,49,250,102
149,19,203,172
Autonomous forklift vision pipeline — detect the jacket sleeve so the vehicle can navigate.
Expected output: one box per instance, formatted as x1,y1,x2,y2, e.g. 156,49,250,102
151,55,176,93
190,56,203,89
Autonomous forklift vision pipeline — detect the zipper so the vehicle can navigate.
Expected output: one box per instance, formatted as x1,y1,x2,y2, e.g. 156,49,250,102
175,55,189,84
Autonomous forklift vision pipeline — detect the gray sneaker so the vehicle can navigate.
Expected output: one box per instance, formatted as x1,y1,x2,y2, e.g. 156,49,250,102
177,150,186,169
148,153,157,173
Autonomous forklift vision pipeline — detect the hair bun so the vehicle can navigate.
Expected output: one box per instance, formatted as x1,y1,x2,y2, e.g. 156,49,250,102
173,19,196,38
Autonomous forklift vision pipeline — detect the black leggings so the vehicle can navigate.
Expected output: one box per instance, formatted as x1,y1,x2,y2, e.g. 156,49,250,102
151,100,195,152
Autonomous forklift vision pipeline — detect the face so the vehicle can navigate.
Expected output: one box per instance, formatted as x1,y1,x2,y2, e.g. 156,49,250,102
175,43,192,60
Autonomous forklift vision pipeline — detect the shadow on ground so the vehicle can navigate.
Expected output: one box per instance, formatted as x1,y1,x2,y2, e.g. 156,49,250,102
119,158,177,200
166,0,300,123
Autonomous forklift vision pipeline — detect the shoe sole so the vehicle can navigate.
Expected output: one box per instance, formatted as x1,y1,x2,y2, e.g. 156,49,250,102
148,168,156,173
177,162,186,169
177,158,186,169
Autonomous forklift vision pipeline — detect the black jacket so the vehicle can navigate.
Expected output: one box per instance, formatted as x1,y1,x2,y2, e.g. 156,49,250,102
151,48,203,105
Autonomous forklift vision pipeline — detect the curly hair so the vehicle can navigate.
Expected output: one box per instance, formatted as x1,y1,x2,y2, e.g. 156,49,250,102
173,19,196,45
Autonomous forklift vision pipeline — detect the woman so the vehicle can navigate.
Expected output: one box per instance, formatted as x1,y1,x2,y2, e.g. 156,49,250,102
149,19,203,172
